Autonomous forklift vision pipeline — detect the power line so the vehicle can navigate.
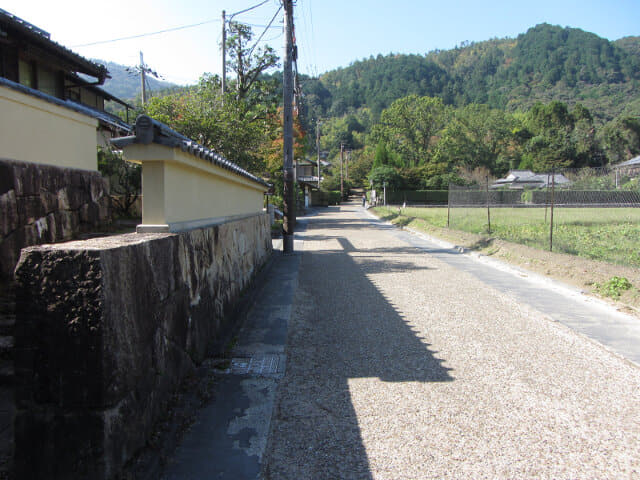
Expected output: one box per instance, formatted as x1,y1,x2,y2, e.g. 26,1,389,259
71,19,220,47
228,0,270,19
247,5,282,59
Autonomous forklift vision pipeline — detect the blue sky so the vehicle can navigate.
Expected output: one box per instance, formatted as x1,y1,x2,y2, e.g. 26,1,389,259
2,0,639,85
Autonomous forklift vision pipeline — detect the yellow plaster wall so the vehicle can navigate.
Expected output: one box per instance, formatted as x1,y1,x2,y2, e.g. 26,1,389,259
0,84,98,171
123,143,266,227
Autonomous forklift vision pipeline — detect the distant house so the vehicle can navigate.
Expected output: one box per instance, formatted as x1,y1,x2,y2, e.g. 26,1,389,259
295,158,320,208
491,170,570,189
0,8,131,170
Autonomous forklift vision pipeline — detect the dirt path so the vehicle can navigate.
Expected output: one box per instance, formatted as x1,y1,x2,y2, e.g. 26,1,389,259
263,203,640,479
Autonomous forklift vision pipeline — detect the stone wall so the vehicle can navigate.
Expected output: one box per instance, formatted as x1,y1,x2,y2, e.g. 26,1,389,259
13,213,272,479
0,158,111,281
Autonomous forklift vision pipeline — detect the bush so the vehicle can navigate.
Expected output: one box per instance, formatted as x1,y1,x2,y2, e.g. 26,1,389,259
328,191,342,205
521,190,533,203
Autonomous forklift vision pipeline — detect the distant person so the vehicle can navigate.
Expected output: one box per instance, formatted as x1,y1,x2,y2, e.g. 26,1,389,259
362,193,366,207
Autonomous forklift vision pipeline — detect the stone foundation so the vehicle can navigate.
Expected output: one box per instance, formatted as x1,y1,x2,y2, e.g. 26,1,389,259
13,213,271,479
0,158,111,282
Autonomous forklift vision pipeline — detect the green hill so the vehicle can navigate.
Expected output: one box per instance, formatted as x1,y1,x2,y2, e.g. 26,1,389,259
306,24,640,123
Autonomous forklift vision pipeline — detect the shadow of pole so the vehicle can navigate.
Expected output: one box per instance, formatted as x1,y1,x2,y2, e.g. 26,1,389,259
264,211,453,479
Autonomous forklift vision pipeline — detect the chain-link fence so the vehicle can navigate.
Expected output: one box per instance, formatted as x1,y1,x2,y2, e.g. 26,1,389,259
447,166,640,266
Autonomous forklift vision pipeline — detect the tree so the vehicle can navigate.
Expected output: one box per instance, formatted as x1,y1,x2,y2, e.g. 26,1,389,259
97,147,140,218
520,101,577,171
432,104,517,176
368,165,402,191
373,141,401,168
371,95,448,167
145,74,277,173
601,116,640,164
261,109,307,197
225,21,279,102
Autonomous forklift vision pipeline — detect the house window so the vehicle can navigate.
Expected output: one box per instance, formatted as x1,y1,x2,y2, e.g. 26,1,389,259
67,87,80,102
18,58,35,88
37,65,59,97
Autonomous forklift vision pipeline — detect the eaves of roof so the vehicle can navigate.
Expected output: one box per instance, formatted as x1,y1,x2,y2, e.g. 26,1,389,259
69,74,133,108
616,155,640,167
0,8,108,82
0,76,132,133
111,115,269,188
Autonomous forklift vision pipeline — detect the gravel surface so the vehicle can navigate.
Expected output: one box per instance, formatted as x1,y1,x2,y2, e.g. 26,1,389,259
263,203,640,479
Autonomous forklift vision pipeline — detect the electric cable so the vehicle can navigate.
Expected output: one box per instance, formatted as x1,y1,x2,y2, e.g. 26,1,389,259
247,5,282,59
71,19,219,47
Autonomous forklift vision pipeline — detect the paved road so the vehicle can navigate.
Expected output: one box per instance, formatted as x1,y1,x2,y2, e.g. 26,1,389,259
263,203,640,479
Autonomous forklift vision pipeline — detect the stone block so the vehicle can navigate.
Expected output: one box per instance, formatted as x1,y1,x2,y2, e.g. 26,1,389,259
40,166,66,193
13,213,271,478
0,190,18,237
16,195,45,225
0,162,14,196
58,210,78,240
66,186,89,211
46,212,61,243
12,162,40,196
15,249,105,408
40,190,58,214
79,202,99,225
90,175,108,203
0,229,24,281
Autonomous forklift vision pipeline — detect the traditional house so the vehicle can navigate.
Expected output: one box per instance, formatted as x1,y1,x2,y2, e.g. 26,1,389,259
295,157,320,207
0,7,131,169
0,8,132,280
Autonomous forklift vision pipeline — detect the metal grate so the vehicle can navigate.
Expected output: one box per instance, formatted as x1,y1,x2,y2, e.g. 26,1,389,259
212,354,285,377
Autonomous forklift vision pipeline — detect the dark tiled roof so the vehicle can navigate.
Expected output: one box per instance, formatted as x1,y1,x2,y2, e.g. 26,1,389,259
111,115,269,188
0,77,132,133
616,155,640,167
0,8,108,82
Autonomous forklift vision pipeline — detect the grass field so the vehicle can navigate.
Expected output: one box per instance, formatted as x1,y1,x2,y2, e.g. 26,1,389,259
373,206,640,268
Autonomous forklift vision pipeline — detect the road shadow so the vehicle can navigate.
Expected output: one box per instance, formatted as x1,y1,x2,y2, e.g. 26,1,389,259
264,210,452,479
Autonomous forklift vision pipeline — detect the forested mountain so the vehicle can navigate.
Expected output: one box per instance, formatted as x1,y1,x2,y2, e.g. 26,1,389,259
303,24,640,123
98,60,178,101
99,22,640,192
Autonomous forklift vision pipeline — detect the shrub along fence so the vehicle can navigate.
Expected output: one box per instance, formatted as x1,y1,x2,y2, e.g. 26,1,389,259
369,190,449,205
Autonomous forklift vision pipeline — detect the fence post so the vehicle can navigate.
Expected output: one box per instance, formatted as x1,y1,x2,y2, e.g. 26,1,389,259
486,175,491,234
447,184,451,228
545,173,549,223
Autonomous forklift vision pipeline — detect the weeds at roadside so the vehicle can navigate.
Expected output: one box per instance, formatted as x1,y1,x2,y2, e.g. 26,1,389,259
595,276,633,299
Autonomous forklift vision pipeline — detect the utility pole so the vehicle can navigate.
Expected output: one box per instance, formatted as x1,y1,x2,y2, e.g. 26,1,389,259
316,121,321,189
340,143,344,199
282,0,295,253
346,149,350,180
139,51,147,105
221,10,226,96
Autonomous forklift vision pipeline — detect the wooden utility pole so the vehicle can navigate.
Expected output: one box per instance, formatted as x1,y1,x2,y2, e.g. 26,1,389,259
346,149,350,180
221,10,226,95
340,143,344,199
316,121,321,188
282,0,295,253
139,51,147,105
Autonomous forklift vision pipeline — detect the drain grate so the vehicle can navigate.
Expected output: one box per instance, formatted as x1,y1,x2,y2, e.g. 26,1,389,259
210,354,285,377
